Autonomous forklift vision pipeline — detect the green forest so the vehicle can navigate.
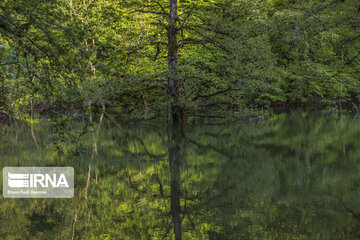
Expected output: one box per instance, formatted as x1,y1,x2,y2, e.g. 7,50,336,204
1,1,360,240
1,0,360,122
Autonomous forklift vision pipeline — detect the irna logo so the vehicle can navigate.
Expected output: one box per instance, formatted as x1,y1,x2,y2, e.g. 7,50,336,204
7,172,69,188
3,167,74,198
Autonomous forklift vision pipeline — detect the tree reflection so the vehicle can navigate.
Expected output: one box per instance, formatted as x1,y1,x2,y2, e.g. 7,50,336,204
169,117,185,240
1,112,360,239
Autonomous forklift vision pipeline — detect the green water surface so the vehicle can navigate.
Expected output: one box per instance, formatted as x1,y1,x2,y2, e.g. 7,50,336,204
1,111,360,239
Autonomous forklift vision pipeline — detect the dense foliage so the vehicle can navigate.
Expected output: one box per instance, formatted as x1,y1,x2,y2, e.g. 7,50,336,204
1,0,360,120
2,2,360,239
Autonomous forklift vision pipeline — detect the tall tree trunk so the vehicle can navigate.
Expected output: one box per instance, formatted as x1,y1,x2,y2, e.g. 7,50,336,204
168,0,184,124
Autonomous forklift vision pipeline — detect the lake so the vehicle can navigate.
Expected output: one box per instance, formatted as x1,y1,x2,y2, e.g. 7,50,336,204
1,111,360,239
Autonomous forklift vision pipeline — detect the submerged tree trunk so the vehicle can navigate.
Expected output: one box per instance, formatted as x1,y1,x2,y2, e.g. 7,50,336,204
167,3,185,238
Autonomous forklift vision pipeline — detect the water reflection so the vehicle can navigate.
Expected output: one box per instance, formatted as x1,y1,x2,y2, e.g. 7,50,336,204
1,112,360,239
169,118,184,240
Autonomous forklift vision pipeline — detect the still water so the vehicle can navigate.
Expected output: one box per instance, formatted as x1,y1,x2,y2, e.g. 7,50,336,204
0,111,360,239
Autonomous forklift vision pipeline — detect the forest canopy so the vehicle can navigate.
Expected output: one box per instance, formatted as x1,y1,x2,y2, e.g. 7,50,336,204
1,0,360,121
